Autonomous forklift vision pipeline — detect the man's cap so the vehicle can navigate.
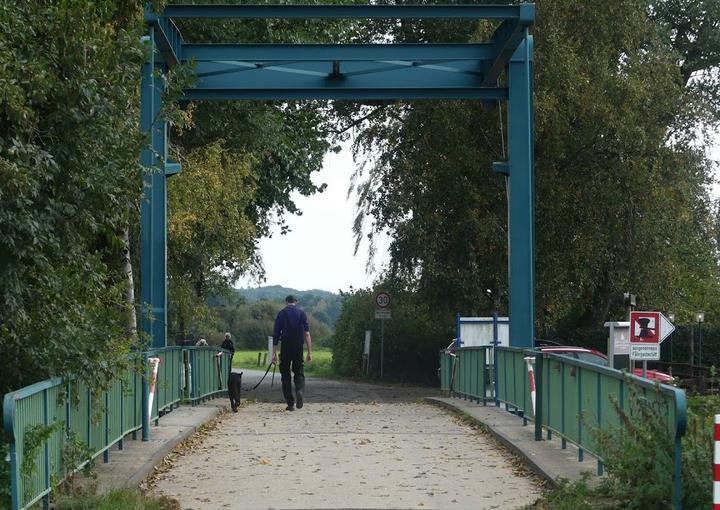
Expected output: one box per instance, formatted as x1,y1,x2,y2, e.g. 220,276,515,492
285,295,298,303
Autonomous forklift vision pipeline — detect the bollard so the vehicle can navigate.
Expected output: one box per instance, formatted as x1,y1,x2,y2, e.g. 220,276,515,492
263,352,268,365
257,352,262,366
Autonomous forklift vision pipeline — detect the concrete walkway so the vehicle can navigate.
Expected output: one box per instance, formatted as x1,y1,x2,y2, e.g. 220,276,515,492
149,371,544,510
90,401,227,492
426,397,601,486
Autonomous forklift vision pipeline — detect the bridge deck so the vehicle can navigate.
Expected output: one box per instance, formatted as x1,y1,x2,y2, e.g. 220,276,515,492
151,371,541,509
86,370,605,509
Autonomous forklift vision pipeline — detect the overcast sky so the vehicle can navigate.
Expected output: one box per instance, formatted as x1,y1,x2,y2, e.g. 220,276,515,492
238,138,720,293
236,142,390,293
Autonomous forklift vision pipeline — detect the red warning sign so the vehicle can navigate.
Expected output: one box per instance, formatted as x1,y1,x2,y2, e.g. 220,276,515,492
630,311,660,344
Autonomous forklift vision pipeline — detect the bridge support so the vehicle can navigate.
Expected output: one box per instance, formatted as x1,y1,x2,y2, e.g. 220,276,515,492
507,34,535,348
140,27,168,348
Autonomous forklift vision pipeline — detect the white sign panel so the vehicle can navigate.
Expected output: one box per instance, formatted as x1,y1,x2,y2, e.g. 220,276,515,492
375,309,391,320
458,317,509,347
606,322,631,355
630,343,661,360
364,330,372,355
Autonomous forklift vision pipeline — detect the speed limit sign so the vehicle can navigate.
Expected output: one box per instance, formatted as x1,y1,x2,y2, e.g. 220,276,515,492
375,292,391,308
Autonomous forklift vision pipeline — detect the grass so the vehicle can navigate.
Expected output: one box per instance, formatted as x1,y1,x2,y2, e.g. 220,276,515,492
231,348,335,378
54,488,178,510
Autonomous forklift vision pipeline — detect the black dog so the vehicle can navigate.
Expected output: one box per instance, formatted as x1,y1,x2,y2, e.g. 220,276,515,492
228,371,243,412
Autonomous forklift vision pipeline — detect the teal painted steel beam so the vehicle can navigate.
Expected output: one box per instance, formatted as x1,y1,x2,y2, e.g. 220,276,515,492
182,43,496,62
145,7,183,66
163,4,528,19
165,160,182,176
507,34,535,348
481,4,535,86
140,30,168,349
3,391,20,510
187,58,501,99
181,87,508,101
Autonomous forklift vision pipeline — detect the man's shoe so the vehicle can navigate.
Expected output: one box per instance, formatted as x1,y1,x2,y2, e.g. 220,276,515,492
296,391,304,409
285,404,294,411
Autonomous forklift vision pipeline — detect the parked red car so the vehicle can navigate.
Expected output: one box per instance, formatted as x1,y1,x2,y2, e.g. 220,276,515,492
537,345,675,384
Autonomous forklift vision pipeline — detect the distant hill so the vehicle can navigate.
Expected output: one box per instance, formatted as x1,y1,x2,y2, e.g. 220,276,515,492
234,285,343,328
236,285,338,303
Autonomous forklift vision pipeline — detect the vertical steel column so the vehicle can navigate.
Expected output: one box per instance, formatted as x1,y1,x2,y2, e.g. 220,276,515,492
140,27,168,348
506,33,535,348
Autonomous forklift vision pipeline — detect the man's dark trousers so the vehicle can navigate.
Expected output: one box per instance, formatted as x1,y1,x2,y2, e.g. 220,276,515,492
280,347,305,406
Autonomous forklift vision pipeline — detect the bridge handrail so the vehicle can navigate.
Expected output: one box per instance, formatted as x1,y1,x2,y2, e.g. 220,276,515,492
494,346,687,508
2,346,232,510
439,346,491,404
495,346,687,443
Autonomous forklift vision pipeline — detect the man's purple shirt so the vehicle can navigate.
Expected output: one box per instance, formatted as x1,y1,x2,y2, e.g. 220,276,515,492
273,305,309,348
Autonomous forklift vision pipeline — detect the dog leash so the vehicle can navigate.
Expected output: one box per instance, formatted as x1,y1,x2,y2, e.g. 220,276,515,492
252,361,277,390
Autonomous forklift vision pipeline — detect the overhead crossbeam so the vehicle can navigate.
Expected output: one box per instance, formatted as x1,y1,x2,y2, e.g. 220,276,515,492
182,42,502,100
182,43,497,62
184,48,504,101
157,5,534,102
162,4,527,19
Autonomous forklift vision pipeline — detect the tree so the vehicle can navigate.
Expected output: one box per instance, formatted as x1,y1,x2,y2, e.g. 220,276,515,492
162,6,355,334
332,286,450,383
342,0,720,341
167,142,257,339
0,1,146,394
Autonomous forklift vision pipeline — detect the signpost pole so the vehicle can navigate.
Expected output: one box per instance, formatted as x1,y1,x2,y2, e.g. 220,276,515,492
374,291,391,379
380,319,385,379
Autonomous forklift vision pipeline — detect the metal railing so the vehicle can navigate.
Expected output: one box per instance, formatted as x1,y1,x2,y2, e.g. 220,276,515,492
2,346,232,510
495,347,687,509
187,346,231,404
439,346,490,404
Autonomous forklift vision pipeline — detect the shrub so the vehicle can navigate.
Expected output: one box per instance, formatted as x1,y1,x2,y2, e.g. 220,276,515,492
593,386,675,509
54,488,178,510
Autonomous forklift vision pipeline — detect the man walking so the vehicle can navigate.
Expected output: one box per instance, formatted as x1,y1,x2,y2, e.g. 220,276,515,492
272,295,312,411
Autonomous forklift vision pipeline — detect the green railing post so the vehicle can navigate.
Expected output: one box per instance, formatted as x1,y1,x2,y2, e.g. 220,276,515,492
534,351,543,441
673,390,687,510
103,391,110,463
141,353,150,441
8,443,19,510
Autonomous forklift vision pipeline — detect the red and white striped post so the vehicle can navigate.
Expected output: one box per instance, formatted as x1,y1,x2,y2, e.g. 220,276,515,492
714,414,720,509
147,357,161,422
524,356,537,415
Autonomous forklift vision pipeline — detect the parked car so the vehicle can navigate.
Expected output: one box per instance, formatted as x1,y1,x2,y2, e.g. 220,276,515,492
537,345,675,384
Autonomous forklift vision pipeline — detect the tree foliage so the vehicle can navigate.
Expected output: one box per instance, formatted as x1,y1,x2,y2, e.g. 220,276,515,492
332,286,450,383
162,2,355,335
342,0,720,343
0,1,146,394
167,142,257,338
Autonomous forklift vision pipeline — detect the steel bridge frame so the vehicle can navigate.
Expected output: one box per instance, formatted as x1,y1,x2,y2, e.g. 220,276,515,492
140,3,536,349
